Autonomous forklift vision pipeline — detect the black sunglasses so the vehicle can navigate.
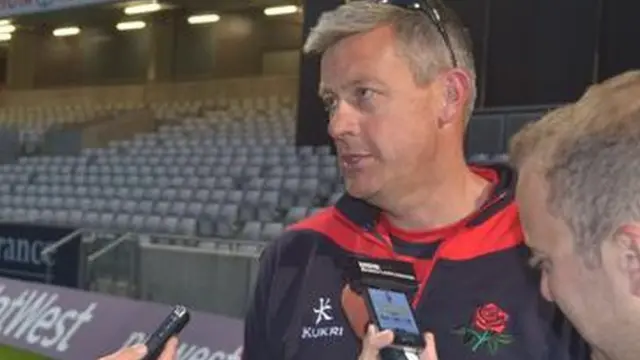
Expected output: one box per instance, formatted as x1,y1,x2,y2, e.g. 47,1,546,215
374,0,458,68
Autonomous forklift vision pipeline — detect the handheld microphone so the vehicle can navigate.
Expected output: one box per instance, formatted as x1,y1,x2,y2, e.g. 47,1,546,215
142,305,191,360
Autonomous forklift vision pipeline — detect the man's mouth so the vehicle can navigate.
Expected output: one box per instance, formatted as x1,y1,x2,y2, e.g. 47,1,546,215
339,154,371,169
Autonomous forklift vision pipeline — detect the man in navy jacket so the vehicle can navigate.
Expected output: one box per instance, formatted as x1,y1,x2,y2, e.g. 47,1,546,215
243,1,588,359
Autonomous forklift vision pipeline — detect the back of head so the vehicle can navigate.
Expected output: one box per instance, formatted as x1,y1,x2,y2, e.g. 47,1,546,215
510,70,640,260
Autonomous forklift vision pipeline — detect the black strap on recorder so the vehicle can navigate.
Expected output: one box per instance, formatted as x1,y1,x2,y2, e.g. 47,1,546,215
343,256,419,296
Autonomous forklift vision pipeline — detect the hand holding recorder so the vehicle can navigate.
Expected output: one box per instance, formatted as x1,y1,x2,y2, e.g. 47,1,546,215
97,305,191,360
341,257,439,360
358,324,438,360
97,337,178,360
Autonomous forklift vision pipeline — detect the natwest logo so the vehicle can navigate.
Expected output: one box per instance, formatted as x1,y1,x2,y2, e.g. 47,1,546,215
0,285,96,352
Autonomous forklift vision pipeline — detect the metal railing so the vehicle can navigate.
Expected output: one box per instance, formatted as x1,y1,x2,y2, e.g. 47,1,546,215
40,228,266,318
40,227,94,288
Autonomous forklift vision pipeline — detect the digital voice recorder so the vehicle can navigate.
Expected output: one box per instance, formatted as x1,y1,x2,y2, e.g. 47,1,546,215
142,304,191,360
363,286,425,353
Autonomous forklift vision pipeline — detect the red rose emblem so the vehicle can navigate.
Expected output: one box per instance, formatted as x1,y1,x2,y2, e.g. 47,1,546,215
474,303,509,334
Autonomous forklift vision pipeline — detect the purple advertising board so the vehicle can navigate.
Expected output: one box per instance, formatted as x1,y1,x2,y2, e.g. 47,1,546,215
0,276,243,360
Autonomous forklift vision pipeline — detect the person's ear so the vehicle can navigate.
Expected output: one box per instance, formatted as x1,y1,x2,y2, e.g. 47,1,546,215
439,69,472,128
611,224,640,297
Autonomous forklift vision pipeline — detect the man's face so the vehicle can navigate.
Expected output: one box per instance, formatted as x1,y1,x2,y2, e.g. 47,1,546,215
318,25,443,202
516,165,628,354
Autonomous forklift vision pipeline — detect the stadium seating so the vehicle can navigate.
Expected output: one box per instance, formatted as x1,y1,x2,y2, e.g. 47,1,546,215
464,104,553,163
0,96,342,245
0,102,145,154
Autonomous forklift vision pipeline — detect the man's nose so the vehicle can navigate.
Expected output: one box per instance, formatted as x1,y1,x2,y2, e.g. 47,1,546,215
327,102,359,140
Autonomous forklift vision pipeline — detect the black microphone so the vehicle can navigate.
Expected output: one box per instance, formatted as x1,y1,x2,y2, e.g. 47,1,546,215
142,305,191,360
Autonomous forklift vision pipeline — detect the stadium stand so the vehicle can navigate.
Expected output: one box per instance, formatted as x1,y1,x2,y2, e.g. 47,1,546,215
463,104,557,165
0,102,145,154
0,96,340,239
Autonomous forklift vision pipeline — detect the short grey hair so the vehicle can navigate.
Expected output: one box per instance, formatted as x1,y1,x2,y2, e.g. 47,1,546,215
509,70,640,266
303,0,477,120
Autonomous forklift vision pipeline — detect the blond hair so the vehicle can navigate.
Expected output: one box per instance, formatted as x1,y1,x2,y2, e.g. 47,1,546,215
509,70,640,261
303,0,477,120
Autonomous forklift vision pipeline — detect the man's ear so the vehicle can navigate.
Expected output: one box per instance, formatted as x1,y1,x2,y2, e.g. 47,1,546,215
612,224,640,297
439,68,472,127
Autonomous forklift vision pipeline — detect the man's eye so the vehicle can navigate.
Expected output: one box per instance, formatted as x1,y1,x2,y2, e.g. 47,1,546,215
356,88,374,101
323,97,337,114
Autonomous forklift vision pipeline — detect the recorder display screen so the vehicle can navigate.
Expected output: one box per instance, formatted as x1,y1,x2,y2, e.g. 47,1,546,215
367,288,420,335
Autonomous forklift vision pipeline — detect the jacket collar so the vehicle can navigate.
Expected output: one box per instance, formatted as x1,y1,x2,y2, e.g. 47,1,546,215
334,163,518,230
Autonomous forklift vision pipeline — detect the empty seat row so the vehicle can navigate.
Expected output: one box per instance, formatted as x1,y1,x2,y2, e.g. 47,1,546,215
0,188,334,224
155,129,295,137
91,155,335,167
19,175,337,194
25,166,339,184
468,153,510,164
104,144,331,155
3,181,329,204
239,222,286,242
13,157,336,173
18,156,89,165
164,124,294,132
158,122,294,130
283,206,325,225
1,208,198,236
130,136,292,147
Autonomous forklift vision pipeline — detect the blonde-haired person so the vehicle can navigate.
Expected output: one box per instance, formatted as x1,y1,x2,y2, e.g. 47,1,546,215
510,69,640,360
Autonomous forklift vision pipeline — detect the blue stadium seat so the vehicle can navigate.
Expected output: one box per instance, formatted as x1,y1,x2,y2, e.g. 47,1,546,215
216,204,239,238
145,215,163,233
285,207,308,226
262,222,285,242
239,191,260,222
115,214,130,231
186,203,204,218
178,218,197,236
169,202,187,217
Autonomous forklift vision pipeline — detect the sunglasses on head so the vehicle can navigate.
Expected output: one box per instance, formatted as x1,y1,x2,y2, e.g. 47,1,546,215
373,0,458,68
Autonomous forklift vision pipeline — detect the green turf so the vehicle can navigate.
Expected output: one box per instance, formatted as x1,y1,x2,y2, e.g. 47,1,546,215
0,345,52,360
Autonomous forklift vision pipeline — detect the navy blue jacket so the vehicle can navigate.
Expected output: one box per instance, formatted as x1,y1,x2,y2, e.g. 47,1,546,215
243,165,590,359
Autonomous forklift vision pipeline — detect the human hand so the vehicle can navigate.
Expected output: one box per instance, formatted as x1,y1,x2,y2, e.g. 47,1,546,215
97,337,179,360
357,325,438,360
